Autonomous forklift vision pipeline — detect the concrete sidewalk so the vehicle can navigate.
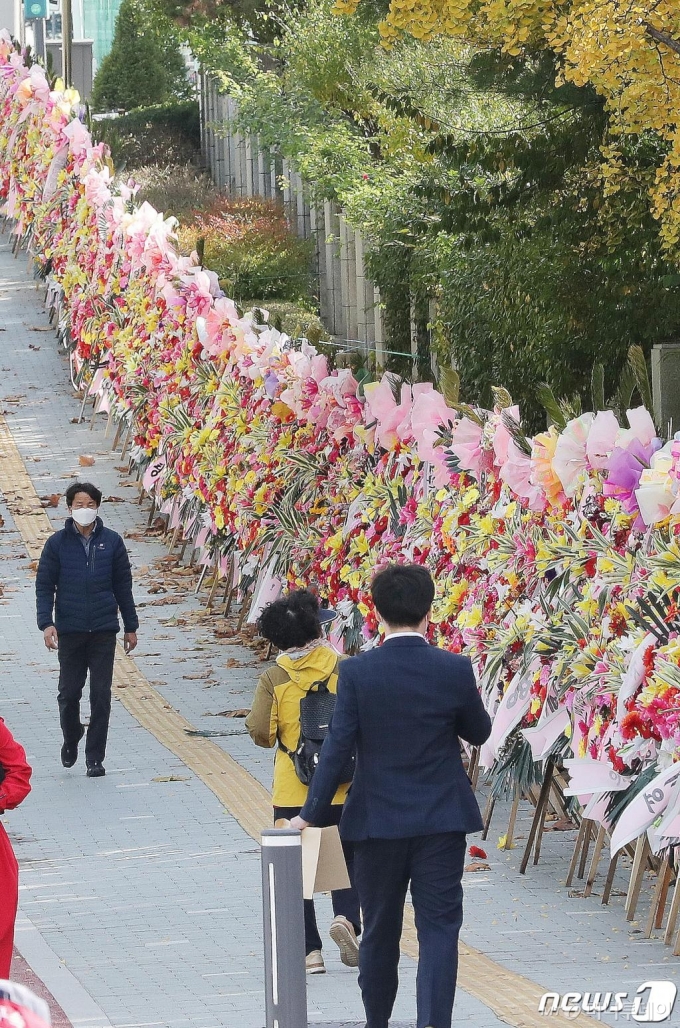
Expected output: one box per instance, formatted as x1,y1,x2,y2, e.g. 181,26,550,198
0,235,678,1028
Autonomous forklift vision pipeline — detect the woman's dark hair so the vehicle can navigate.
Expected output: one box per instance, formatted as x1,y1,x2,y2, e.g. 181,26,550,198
370,564,435,627
65,481,102,507
257,589,323,651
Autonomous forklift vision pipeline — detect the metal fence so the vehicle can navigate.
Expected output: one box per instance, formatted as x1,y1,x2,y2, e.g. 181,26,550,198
199,74,387,364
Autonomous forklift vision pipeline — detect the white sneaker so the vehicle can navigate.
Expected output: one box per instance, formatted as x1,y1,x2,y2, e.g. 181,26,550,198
305,949,326,974
329,915,360,967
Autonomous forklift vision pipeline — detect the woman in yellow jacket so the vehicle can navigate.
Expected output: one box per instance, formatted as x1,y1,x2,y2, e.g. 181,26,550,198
246,589,360,976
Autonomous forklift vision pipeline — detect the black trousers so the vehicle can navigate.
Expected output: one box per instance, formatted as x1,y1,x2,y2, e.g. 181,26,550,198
274,805,361,955
57,632,117,765
353,831,467,1028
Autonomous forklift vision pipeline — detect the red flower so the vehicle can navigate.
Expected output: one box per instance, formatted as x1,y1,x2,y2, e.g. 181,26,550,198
469,845,487,859
620,711,654,740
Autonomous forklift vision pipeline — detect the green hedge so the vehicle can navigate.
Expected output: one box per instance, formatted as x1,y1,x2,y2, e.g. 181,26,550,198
94,101,200,169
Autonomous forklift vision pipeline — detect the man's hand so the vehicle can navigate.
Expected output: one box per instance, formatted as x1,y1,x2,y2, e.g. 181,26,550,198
43,626,58,651
290,815,309,831
124,632,138,654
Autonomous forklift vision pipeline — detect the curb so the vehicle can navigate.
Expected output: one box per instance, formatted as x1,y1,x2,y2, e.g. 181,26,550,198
13,910,113,1028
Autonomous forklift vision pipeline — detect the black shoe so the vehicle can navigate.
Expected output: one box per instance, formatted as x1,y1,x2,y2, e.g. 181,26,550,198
86,762,105,778
61,724,85,768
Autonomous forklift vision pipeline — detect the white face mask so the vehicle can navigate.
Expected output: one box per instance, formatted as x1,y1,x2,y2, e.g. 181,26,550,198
71,507,98,527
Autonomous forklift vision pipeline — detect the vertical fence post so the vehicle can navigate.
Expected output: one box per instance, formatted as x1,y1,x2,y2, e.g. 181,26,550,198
374,286,385,370
261,828,307,1028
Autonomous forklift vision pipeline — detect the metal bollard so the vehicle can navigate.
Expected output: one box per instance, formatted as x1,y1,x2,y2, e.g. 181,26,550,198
261,828,308,1028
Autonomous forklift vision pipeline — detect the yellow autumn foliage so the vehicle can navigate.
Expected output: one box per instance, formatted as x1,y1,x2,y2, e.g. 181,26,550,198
334,0,680,260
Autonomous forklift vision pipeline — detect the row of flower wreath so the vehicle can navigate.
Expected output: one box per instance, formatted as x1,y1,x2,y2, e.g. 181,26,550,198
3,34,680,852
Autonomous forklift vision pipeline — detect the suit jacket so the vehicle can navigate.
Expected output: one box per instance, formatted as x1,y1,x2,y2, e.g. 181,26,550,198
300,636,492,841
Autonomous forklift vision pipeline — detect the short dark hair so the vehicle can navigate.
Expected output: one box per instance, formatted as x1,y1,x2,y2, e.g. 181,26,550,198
257,589,322,651
65,482,102,507
370,564,435,627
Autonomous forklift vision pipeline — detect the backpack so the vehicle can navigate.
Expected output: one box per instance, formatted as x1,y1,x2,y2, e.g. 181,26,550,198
279,676,355,787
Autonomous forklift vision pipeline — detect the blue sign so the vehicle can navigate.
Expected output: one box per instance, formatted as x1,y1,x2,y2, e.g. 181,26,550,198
24,0,47,19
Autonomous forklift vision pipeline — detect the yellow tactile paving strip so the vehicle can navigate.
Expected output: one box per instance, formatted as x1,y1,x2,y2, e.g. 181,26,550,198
0,411,597,1026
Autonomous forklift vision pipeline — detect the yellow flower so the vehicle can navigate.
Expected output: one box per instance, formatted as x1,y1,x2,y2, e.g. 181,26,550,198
326,532,344,553
457,608,482,629
477,514,495,535
353,533,369,555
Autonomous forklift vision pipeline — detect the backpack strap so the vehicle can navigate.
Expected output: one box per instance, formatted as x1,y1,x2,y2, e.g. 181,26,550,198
276,657,340,761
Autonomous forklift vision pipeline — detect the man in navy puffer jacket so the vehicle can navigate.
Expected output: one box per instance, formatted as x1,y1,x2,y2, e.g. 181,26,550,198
36,482,139,778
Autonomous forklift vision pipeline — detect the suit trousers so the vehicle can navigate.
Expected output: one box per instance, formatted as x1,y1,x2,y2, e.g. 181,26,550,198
353,831,467,1028
57,631,117,765
274,804,361,955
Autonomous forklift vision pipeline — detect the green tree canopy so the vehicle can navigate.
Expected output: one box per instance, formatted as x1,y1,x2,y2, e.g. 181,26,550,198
91,0,192,113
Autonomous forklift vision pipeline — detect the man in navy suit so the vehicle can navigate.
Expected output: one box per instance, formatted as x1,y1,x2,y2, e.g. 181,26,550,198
291,563,492,1028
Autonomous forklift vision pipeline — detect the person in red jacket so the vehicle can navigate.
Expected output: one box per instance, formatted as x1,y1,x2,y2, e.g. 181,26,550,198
0,719,32,979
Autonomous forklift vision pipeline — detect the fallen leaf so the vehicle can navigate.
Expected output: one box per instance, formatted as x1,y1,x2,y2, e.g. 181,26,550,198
205,708,250,718
545,819,576,832
182,670,214,680
147,585,167,595
78,454,96,466
28,325,52,332
225,658,244,668
104,495,126,502
152,775,190,783
28,344,41,351
464,861,491,873
184,729,244,738
39,494,60,508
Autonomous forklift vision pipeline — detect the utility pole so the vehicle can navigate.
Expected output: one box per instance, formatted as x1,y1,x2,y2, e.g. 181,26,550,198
32,16,46,62
61,0,72,87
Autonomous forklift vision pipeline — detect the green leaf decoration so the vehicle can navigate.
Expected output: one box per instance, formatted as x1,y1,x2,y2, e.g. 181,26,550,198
591,363,605,412
501,408,531,455
628,345,655,424
451,402,484,426
536,383,567,430
491,386,513,410
439,366,460,407
608,363,636,421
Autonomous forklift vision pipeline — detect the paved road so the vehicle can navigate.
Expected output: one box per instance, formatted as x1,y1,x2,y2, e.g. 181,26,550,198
0,236,678,1028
